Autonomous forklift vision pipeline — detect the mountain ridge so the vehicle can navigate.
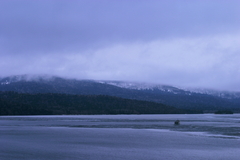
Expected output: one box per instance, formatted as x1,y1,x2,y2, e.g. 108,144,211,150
2,75,240,98
1,75,240,113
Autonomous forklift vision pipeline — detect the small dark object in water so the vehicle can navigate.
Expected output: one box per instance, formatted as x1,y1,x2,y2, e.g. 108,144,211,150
174,120,180,125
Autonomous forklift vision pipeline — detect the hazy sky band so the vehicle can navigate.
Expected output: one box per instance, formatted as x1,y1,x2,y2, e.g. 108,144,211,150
0,0,239,91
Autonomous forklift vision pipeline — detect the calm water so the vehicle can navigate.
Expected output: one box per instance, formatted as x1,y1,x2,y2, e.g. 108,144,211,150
0,114,240,160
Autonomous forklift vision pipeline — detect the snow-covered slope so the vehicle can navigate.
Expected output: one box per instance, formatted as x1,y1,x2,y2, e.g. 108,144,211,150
99,81,240,99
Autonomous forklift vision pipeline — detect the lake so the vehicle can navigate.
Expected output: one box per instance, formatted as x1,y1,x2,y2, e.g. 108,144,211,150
0,114,239,160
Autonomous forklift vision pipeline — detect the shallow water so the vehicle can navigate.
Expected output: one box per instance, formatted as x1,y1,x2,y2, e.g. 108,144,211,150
0,114,240,160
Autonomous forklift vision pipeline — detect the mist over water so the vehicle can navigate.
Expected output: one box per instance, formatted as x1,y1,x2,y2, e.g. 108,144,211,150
1,114,240,160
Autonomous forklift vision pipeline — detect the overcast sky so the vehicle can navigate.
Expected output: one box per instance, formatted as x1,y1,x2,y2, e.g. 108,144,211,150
0,0,240,91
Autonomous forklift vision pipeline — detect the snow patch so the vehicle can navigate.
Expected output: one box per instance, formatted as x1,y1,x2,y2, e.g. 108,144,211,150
1,81,10,85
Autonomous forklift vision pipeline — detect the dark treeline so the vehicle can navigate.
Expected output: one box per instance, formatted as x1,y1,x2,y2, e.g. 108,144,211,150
1,77,239,113
0,92,202,115
214,110,233,114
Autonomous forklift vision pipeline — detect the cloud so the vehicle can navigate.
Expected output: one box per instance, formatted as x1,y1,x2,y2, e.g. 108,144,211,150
1,32,239,91
0,0,239,55
82,33,240,90
0,0,240,91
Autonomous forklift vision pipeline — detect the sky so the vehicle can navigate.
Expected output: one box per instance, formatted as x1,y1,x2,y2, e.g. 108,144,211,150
0,0,240,91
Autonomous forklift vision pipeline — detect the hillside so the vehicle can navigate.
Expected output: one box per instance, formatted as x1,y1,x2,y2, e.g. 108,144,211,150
0,75,240,113
0,92,200,115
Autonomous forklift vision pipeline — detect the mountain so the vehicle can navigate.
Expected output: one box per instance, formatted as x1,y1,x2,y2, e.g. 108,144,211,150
0,75,240,113
99,80,240,99
98,81,240,112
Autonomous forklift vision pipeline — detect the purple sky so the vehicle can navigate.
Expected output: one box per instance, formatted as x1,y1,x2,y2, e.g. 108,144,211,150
0,0,240,91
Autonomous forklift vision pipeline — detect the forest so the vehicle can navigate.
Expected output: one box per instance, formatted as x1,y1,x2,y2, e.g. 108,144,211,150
0,92,202,115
